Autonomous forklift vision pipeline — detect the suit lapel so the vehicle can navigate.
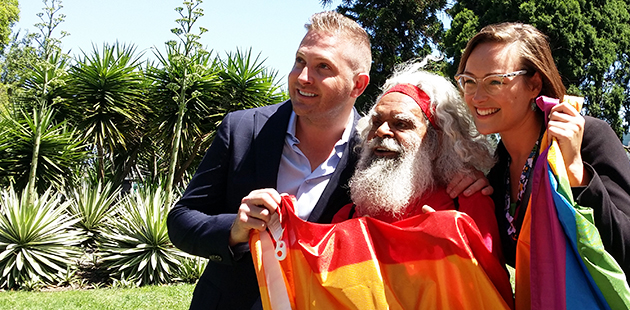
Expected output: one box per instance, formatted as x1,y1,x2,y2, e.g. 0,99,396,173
254,101,293,189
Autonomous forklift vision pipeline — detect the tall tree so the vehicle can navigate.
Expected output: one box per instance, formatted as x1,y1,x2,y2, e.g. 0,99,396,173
0,0,19,52
0,9,87,193
167,48,286,187
147,0,218,206
444,0,630,138
1,35,38,87
11,0,71,202
0,103,86,192
68,42,146,183
145,43,220,190
321,0,448,110
144,48,287,192
3,0,68,106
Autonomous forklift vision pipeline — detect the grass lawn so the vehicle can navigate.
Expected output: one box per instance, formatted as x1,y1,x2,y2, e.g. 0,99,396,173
0,267,515,309
0,283,195,310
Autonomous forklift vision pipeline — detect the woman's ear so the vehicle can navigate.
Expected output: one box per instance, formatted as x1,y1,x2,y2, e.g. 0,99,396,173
528,71,543,97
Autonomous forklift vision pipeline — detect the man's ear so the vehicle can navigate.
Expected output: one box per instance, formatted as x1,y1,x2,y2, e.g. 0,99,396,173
350,73,370,98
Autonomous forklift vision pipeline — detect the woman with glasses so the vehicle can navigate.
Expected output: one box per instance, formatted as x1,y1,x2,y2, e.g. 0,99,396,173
455,22,630,276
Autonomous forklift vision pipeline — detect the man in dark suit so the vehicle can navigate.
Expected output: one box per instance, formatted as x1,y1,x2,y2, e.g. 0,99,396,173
167,11,372,309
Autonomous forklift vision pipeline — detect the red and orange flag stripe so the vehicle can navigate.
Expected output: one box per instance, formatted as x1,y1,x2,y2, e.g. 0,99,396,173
250,195,513,309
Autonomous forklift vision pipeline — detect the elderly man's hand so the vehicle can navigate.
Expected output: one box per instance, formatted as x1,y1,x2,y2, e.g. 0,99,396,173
229,188,282,246
446,169,493,198
421,205,436,213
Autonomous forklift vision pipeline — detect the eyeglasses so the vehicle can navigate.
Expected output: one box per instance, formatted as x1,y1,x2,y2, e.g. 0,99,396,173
454,70,528,95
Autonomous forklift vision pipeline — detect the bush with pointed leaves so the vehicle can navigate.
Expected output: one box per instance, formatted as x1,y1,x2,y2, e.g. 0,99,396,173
68,181,120,248
0,186,84,289
99,186,187,285
174,256,207,283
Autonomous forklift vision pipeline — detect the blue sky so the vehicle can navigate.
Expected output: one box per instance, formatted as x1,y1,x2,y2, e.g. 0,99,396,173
14,0,342,86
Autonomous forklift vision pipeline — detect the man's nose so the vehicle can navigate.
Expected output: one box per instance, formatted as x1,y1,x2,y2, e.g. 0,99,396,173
297,66,311,84
375,122,394,138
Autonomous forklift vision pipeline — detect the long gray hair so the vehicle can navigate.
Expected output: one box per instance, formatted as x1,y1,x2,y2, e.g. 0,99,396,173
357,60,495,185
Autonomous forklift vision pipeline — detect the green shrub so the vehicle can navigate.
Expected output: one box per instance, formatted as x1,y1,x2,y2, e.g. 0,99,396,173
68,181,120,247
100,186,187,285
0,187,84,289
175,256,207,283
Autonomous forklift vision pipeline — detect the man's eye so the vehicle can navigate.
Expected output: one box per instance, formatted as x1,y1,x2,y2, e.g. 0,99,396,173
396,122,409,130
318,63,330,69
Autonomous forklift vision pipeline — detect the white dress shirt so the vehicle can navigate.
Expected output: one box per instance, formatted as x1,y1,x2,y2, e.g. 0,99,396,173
276,110,354,220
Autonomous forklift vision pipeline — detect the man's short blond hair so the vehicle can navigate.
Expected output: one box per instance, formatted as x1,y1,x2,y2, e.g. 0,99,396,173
306,11,372,74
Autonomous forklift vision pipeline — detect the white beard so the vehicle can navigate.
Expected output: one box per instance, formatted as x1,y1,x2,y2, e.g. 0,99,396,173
349,136,434,220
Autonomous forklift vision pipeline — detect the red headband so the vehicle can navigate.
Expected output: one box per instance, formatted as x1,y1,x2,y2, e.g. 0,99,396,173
382,83,437,128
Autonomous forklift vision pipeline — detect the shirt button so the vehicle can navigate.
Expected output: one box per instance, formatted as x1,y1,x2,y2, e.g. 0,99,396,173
208,254,222,262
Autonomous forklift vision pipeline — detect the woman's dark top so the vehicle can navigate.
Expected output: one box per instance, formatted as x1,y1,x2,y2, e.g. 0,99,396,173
488,116,630,277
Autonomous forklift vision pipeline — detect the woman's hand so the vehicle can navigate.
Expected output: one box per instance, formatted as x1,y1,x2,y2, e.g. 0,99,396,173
547,102,590,186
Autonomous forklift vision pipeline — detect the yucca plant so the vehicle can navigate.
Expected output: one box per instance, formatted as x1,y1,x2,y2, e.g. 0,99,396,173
100,186,187,285
109,272,140,289
145,0,222,206
68,42,147,183
175,256,208,283
0,186,84,289
0,103,87,196
218,47,287,112
68,181,120,247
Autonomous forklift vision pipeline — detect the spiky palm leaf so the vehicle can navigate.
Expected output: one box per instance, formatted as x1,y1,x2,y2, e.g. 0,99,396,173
20,49,70,107
218,47,287,112
147,45,222,139
144,44,222,185
100,186,187,285
174,256,208,283
0,104,87,192
69,42,147,182
68,181,120,247
0,187,83,289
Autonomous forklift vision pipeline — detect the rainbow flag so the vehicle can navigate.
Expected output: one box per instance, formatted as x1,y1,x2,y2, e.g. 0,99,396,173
250,195,513,309
514,96,630,309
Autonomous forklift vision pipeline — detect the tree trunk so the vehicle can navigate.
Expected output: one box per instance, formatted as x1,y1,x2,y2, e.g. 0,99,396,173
165,69,188,207
26,107,43,205
173,132,211,186
97,137,105,183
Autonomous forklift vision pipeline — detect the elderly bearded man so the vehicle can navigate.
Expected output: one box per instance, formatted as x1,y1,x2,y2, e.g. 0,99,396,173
334,62,502,257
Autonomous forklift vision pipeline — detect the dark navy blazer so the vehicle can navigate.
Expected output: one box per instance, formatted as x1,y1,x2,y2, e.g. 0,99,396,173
167,100,360,309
